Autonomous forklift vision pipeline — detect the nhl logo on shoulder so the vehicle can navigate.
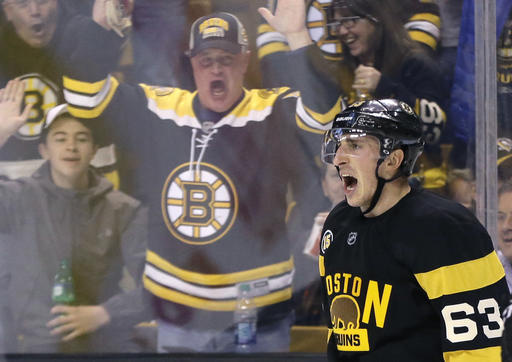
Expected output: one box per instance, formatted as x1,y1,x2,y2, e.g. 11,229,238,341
321,230,333,253
346,232,358,246
399,101,414,115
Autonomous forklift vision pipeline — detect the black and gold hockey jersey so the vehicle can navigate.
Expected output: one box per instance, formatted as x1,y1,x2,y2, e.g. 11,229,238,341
63,66,331,330
319,187,508,361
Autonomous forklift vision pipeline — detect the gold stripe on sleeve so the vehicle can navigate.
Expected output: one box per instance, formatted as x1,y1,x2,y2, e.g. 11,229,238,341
63,76,107,94
319,255,325,277
442,346,501,362
258,42,291,59
409,13,441,28
408,30,437,50
414,251,505,300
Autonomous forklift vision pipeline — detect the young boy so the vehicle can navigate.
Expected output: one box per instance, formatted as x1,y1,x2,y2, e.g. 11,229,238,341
0,79,148,353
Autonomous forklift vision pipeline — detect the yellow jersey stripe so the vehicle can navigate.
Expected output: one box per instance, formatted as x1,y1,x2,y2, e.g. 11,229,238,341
102,170,120,190
63,76,107,94
143,275,292,311
303,102,341,126
295,116,325,134
66,77,119,119
442,346,501,362
408,30,437,50
409,13,441,28
146,249,294,286
414,251,505,300
257,23,275,34
258,42,290,59
319,255,325,277
498,153,512,166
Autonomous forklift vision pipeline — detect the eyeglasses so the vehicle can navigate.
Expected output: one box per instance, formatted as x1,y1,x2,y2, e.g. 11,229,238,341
6,0,51,8
197,55,235,68
328,16,362,30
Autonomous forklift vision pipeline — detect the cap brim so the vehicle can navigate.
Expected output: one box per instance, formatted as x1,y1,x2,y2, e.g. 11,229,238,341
189,40,242,57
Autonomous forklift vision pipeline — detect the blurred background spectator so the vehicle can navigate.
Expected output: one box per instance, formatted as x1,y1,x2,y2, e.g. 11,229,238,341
0,0,121,186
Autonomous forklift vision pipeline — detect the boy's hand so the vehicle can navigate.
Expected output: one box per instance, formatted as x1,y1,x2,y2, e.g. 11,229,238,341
47,305,111,341
0,79,32,148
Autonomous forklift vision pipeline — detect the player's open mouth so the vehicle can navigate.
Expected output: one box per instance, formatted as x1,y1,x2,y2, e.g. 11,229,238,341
503,235,512,243
210,80,226,97
342,175,358,192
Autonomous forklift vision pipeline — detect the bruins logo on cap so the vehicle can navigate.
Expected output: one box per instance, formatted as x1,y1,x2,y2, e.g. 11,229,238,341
199,18,229,33
399,101,414,115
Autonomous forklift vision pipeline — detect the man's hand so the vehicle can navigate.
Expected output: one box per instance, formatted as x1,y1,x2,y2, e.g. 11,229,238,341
0,79,32,148
352,65,382,94
93,0,111,30
94,0,134,37
47,305,111,342
258,0,312,50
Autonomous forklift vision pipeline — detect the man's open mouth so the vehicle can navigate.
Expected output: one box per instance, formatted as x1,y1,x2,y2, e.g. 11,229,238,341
210,80,226,97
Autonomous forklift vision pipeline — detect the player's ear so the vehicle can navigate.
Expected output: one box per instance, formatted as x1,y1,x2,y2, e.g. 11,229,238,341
385,149,404,173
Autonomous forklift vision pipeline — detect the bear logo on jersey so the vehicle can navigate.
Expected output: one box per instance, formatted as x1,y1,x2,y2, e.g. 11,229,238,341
16,73,59,140
330,294,370,351
161,162,238,245
321,230,333,253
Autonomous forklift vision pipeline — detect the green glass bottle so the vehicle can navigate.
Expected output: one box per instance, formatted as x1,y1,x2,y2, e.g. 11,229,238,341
51,259,75,305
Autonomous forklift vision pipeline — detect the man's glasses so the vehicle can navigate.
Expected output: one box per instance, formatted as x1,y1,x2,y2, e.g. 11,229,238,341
6,0,51,8
197,55,235,68
327,16,362,30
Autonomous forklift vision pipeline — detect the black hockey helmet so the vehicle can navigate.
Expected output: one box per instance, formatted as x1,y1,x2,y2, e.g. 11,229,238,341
322,98,424,176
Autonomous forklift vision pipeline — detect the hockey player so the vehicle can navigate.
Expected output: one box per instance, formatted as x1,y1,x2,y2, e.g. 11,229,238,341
319,98,508,361
63,11,332,352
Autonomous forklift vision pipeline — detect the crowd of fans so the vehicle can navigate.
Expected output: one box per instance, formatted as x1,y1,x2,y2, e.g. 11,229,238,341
0,0,512,356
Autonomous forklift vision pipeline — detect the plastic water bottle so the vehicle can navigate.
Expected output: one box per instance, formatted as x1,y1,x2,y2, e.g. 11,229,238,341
51,259,75,305
234,283,257,352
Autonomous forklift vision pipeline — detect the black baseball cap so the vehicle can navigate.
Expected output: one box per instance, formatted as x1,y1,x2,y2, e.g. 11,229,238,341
188,12,248,57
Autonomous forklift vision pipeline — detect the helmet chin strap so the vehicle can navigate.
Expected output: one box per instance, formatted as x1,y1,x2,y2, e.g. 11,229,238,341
335,158,403,216
362,159,403,216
